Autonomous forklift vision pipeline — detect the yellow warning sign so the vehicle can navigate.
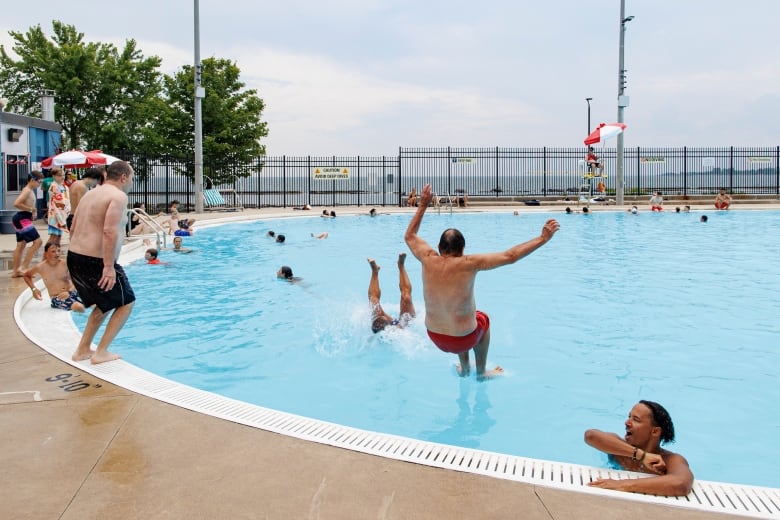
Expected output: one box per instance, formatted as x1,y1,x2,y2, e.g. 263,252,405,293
313,166,350,179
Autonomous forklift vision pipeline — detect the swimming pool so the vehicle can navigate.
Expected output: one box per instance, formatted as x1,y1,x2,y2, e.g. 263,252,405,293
73,209,780,488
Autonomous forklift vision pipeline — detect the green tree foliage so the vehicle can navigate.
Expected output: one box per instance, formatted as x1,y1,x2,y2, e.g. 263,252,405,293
0,21,165,154
162,57,268,184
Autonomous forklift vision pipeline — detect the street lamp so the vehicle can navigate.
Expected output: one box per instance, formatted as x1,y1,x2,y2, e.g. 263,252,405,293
585,97,592,135
616,0,633,206
193,0,205,213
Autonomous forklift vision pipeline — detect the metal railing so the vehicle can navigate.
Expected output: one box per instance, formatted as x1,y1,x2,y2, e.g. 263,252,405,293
114,146,780,209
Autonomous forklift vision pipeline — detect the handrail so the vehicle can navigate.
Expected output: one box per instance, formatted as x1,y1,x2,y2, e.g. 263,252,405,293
128,209,167,250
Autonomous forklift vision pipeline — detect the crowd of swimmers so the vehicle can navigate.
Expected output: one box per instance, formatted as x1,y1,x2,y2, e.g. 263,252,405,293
12,176,700,497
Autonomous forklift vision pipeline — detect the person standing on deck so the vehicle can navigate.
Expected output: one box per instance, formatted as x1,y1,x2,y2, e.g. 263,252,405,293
67,161,136,364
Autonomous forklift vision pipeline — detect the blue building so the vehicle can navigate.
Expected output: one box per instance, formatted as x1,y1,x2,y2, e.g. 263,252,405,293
0,103,61,210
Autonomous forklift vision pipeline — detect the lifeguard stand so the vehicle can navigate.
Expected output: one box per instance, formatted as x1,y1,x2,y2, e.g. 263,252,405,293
577,160,607,204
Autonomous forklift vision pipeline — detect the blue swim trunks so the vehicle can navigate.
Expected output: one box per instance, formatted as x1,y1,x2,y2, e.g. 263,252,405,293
50,290,83,311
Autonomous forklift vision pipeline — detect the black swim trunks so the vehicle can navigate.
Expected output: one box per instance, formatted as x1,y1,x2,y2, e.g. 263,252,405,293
12,211,41,243
67,250,136,313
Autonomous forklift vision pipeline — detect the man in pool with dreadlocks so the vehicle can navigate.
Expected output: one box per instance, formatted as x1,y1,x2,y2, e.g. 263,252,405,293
584,400,694,496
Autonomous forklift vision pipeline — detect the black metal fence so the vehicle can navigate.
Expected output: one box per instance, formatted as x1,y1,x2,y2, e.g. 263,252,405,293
119,146,780,210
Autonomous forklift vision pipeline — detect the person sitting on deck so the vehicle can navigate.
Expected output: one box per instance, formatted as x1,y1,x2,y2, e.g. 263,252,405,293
649,191,664,212
714,189,732,210
584,400,693,497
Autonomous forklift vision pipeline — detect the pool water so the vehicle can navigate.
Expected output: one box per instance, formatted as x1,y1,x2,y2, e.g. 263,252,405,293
74,209,780,488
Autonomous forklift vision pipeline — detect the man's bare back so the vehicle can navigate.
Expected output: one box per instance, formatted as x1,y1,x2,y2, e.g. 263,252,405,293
69,184,128,260
405,183,559,380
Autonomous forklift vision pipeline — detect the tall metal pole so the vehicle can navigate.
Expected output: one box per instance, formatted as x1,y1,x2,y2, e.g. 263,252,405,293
585,97,592,135
193,0,204,213
616,0,632,206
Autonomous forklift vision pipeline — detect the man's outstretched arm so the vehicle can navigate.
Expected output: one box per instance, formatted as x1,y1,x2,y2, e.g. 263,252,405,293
405,183,435,260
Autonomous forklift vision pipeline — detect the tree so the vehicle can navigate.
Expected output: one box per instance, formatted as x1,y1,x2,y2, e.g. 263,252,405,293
0,21,164,154
161,57,268,184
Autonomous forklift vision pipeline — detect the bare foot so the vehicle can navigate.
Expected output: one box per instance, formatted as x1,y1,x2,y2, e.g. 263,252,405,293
397,252,407,267
476,366,505,381
11,270,25,278
456,363,471,377
91,352,121,364
368,258,380,272
72,349,95,362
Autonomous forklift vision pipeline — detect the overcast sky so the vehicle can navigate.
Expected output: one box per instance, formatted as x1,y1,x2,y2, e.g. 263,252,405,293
2,1,779,155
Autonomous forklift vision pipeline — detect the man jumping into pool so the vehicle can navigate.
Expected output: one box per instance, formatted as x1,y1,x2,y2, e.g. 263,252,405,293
368,254,416,333
404,183,559,380
584,400,693,496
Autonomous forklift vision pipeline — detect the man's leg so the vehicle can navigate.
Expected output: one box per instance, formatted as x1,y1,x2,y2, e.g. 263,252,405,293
11,241,26,277
21,238,42,272
472,328,504,381
91,302,134,364
397,253,415,318
457,351,471,377
72,305,109,361
367,258,382,307
368,258,393,331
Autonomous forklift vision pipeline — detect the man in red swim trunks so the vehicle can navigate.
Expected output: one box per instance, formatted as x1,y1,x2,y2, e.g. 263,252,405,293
405,184,560,380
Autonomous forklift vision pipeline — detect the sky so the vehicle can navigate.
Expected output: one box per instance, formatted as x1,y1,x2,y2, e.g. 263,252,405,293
2,0,779,155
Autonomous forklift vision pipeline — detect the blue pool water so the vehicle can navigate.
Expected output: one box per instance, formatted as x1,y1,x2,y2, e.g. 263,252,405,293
74,209,780,488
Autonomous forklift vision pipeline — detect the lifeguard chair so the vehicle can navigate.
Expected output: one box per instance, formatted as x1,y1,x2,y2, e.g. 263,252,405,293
577,160,607,204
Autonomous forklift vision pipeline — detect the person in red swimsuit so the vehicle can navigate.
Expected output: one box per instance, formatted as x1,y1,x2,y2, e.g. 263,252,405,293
586,146,604,175
405,184,560,380
714,188,732,210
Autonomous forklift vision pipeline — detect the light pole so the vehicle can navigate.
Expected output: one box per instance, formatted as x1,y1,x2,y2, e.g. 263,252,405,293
193,0,205,213
616,0,633,206
585,97,592,135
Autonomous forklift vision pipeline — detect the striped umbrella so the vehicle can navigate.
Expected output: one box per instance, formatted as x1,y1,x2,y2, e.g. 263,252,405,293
584,123,627,146
41,150,120,168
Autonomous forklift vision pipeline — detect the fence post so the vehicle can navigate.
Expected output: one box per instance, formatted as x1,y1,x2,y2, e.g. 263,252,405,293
729,146,734,193
636,146,641,199
542,147,547,196
398,146,402,207
356,156,361,207
681,146,687,197
776,145,779,195
447,146,452,197
495,146,499,198
683,146,687,197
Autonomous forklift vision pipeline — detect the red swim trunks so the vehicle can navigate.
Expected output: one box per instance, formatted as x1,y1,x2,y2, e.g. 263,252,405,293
715,201,729,209
427,310,490,354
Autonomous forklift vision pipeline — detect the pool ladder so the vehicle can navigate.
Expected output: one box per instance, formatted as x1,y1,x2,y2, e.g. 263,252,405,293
127,209,168,251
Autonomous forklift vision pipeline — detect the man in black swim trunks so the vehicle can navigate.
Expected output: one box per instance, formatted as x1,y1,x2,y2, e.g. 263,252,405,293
67,161,136,364
11,171,44,277
368,253,416,333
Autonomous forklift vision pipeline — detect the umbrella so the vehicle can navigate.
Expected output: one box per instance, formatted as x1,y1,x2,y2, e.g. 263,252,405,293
584,123,627,146
41,149,121,169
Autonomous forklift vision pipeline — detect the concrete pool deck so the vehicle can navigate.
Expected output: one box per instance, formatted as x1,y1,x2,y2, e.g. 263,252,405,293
2,203,776,519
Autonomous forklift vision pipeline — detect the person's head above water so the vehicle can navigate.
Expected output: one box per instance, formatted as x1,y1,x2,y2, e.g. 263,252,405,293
438,228,465,256
275,234,286,243
277,265,293,280
637,399,676,445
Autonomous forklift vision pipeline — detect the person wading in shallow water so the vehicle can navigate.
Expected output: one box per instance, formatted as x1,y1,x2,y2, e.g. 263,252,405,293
404,183,559,380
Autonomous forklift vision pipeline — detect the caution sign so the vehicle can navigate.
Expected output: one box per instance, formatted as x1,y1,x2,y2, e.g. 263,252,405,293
313,167,350,179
